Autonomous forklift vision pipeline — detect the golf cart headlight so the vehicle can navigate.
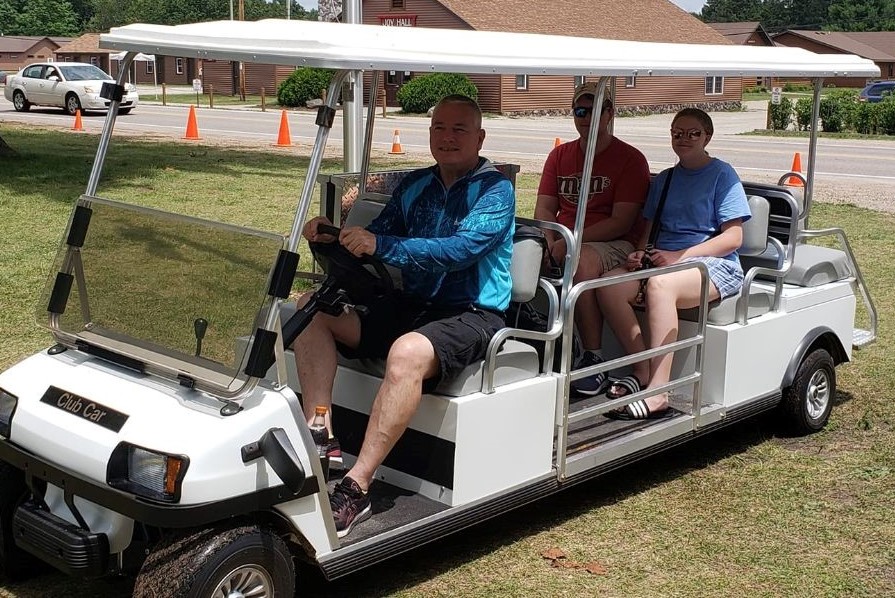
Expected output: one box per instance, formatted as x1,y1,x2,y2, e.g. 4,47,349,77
107,443,188,502
126,83,137,92
0,388,18,438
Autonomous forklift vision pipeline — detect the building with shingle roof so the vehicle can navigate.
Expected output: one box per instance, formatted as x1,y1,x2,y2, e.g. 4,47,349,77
708,22,774,47
0,36,71,73
355,0,741,114
56,33,193,86
773,30,895,86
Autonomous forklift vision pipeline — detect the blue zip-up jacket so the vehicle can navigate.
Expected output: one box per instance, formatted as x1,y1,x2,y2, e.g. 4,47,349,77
368,158,515,312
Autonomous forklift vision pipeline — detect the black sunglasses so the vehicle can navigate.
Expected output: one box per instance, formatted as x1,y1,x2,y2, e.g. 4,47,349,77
671,129,704,140
573,104,610,118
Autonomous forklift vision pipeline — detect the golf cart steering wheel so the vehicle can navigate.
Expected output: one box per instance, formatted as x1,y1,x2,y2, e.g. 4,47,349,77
309,223,394,303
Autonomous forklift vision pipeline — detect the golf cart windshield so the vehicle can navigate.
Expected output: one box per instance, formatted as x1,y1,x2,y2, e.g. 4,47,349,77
38,196,285,391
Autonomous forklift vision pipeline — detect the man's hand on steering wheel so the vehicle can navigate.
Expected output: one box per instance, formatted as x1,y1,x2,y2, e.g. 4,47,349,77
303,217,377,257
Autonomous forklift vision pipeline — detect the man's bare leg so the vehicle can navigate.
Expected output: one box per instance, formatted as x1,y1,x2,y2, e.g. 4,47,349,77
345,332,438,491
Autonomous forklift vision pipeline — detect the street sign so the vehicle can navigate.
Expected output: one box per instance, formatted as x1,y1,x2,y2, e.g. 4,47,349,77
771,87,782,105
192,78,203,93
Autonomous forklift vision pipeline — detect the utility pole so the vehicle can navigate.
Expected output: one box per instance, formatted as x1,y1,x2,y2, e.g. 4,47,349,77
238,0,246,101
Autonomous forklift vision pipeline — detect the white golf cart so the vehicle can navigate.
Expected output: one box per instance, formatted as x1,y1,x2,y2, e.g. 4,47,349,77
0,19,879,596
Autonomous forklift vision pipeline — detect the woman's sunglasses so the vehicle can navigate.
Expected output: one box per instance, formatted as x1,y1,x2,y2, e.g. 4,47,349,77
671,129,704,140
573,106,594,118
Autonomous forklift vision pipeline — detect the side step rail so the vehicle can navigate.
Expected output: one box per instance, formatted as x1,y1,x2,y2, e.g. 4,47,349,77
800,227,877,348
555,261,711,480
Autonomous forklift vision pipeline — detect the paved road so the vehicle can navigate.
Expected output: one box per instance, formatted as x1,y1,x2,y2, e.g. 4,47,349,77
3,95,895,190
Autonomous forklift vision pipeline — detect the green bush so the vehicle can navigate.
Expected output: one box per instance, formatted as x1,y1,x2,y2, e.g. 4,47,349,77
794,97,813,131
396,73,478,114
850,101,877,135
277,68,334,107
878,96,895,135
818,90,852,133
768,96,793,130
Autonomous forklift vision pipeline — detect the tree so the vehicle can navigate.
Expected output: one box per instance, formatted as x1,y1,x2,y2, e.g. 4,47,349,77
14,0,79,36
0,0,18,35
700,0,762,22
828,0,895,31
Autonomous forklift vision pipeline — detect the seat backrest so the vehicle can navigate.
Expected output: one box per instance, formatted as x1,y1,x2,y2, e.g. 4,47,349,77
344,196,541,304
740,195,770,257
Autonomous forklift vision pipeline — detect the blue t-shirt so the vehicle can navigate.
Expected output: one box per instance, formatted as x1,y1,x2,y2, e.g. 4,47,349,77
368,158,516,312
644,159,751,262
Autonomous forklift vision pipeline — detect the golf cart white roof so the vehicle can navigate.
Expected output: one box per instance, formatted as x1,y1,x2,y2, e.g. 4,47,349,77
100,19,881,79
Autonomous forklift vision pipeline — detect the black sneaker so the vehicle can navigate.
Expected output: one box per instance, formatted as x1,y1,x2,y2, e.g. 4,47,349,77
329,476,371,538
570,352,609,397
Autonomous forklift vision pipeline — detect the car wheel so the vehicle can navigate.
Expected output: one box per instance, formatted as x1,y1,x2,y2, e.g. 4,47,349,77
132,524,295,598
779,348,836,436
12,90,30,112
118,108,132,115
0,462,44,581
65,93,82,116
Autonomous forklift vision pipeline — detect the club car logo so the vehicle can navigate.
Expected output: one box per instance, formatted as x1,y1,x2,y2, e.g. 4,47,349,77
40,386,128,432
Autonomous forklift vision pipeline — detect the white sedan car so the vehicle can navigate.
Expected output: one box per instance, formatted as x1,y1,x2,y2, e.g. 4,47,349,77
3,62,138,115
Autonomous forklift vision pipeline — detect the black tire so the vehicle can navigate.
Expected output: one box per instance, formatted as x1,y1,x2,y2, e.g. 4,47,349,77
11,90,30,112
65,93,82,116
133,524,295,598
779,348,836,436
119,108,132,115
0,462,43,581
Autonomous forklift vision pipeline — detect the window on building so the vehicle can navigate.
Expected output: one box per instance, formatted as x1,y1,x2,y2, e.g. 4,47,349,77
705,76,723,95
515,74,528,91
176,57,184,75
625,76,636,88
391,0,405,8
145,61,154,75
574,75,585,88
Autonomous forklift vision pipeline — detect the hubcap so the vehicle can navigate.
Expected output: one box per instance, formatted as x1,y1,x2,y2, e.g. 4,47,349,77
212,565,273,598
14,93,23,109
806,369,830,419
67,97,79,113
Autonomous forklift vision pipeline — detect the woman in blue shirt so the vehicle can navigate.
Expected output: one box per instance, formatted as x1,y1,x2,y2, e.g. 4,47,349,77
596,108,751,419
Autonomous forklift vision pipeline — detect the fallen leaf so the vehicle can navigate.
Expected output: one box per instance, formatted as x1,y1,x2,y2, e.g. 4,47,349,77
541,547,566,561
583,562,608,575
551,559,579,569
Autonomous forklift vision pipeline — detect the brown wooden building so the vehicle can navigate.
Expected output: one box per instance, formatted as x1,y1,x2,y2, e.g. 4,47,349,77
199,0,743,114
707,22,775,88
359,0,741,114
772,30,895,88
55,33,193,86
0,36,71,74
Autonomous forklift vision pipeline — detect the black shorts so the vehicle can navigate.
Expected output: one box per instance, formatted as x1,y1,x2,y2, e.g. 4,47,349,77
337,294,506,392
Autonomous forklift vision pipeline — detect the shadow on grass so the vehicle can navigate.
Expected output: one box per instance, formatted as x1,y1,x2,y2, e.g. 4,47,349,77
0,126,344,205
302,413,788,596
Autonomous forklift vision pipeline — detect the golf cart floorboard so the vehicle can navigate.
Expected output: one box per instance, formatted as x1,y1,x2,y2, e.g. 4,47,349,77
327,477,448,545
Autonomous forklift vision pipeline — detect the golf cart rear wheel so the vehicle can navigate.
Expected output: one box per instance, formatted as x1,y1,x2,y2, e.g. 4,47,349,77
780,348,835,435
133,524,295,598
0,462,43,581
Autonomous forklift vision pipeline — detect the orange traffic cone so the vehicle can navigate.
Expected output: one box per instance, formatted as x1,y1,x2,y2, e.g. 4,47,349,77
274,110,292,147
183,105,200,140
554,137,561,148
389,129,405,155
784,152,804,187
72,109,84,132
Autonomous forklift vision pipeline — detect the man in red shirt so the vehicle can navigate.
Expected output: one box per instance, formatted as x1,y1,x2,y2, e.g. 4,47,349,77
535,81,650,396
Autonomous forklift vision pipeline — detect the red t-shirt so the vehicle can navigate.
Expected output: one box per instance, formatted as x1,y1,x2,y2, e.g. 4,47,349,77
537,136,650,245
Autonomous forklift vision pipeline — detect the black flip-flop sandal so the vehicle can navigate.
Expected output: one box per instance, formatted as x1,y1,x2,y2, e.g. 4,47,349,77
605,398,674,420
605,375,644,400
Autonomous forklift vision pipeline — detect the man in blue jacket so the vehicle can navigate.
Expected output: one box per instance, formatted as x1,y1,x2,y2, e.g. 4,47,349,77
296,95,516,537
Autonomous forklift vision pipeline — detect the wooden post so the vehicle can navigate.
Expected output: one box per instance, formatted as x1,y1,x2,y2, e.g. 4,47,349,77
378,87,386,118
161,82,167,106
261,87,266,112
209,84,214,109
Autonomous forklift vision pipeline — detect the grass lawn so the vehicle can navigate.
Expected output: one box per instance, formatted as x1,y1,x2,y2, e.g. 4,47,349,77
0,126,893,597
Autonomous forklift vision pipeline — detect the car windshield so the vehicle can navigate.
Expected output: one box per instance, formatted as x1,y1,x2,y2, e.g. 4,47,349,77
38,196,285,391
58,64,113,81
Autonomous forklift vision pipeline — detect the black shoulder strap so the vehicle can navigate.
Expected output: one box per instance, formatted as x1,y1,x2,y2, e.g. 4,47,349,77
646,167,675,249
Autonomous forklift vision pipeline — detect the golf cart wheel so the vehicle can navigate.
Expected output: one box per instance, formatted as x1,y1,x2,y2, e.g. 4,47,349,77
780,348,836,435
12,90,30,112
133,524,295,598
0,462,43,581
119,108,132,115
65,93,82,116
